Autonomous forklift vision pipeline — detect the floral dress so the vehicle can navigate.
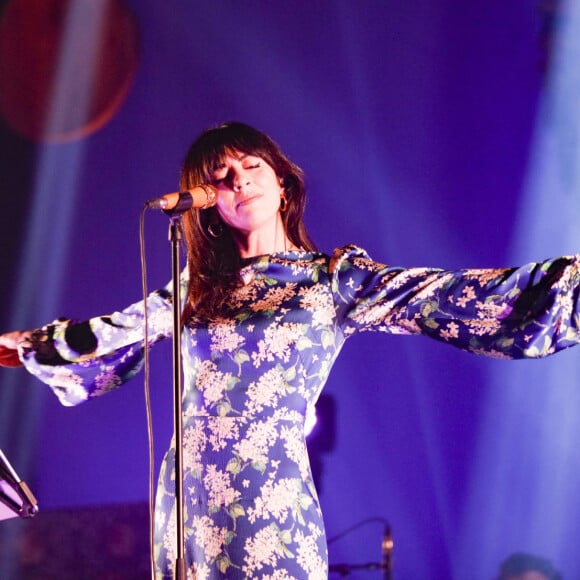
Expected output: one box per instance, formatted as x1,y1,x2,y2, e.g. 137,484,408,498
20,245,580,579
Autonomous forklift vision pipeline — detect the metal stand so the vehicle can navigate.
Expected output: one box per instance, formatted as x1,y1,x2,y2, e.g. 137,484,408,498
329,522,393,579
0,448,38,521
168,215,186,579
146,188,216,579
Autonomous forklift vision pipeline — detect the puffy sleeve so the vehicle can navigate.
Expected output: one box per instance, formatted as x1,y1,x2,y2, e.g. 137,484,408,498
19,283,177,407
330,244,580,359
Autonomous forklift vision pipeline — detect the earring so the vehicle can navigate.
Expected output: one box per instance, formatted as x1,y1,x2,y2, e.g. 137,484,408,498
280,192,288,213
207,221,224,238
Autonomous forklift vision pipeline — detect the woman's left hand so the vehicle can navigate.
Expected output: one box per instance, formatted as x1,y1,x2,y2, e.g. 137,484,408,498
0,331,32,368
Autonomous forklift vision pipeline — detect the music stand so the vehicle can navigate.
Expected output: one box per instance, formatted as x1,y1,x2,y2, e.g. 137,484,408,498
0,448,38,521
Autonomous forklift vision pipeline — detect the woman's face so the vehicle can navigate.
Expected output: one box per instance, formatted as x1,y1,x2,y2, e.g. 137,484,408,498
209,150,284,236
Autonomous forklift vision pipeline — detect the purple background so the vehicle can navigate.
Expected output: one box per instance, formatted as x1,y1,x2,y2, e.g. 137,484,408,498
1,1,580,578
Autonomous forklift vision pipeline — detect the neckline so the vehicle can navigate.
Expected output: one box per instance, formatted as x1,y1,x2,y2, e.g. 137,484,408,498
239,249,319,266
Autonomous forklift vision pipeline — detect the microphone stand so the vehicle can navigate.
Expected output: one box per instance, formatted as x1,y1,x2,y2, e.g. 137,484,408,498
168,213,186,580
329,522,393,579
381,523,393,580
145,188,216,579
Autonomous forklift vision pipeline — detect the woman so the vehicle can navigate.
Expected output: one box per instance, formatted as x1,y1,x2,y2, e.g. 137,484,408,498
1,122,580,579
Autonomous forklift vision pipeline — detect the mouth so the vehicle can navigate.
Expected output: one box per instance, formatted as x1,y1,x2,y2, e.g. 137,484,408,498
236,194,261,209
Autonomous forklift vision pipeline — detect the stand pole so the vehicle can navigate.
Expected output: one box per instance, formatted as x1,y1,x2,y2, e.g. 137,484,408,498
168,216,186,579
147,188,216,577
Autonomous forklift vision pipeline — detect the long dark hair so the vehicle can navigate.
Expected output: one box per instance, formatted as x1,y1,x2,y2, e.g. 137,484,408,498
180,122,316,321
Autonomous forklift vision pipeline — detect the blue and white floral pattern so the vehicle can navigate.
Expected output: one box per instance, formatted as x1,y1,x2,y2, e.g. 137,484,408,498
21,245,580,578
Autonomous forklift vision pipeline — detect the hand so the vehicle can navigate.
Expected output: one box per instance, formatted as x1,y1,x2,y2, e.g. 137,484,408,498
0,331,33,368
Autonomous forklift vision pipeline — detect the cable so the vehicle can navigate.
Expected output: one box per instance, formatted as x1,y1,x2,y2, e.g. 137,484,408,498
328,517,393,579
139,206,156,580
327,516,388,545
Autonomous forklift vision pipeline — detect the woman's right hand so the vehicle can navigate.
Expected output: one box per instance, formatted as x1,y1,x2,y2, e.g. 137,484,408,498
0,331,32,368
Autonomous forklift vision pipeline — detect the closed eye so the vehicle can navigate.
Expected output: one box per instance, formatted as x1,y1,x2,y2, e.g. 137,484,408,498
210,158,262,184
210,170,228,184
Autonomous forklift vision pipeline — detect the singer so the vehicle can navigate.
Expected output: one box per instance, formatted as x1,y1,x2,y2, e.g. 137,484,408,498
1,122,580,578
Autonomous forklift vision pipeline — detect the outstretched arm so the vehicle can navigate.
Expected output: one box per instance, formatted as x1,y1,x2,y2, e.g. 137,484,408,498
331,245,580,359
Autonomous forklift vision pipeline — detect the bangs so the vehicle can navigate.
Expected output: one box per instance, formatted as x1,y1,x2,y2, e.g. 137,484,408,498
182,122,281,185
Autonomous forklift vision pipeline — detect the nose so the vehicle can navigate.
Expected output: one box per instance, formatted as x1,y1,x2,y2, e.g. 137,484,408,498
232,168,250,191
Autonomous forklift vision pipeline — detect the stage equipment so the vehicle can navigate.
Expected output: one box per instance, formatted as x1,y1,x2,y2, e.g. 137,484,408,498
0,448,38,521
328,518,393,579
143,191,215,579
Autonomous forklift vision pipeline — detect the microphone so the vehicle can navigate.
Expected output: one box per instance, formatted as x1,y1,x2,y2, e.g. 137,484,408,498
145,184,218,212
381,523,393,580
